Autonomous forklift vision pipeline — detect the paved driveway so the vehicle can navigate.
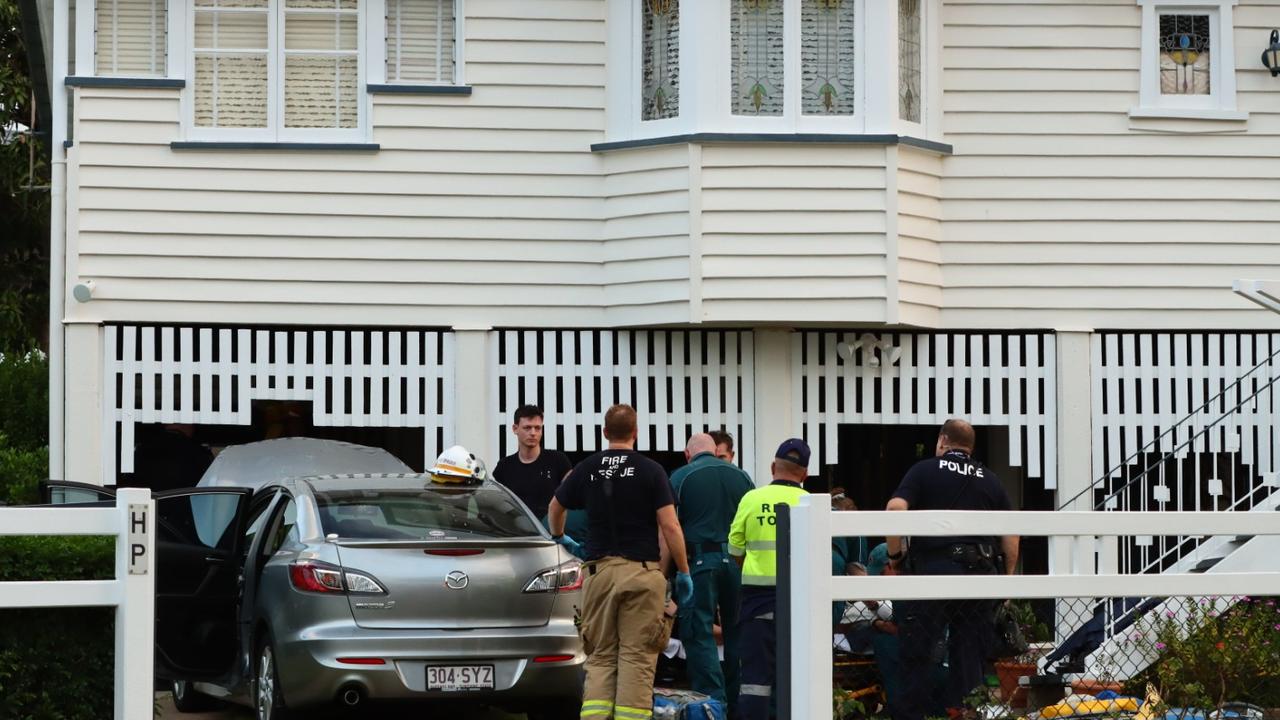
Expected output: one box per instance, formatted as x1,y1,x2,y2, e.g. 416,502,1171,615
155,692,528,719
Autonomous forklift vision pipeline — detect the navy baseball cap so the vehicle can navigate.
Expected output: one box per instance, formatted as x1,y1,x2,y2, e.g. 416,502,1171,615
774,438,811,467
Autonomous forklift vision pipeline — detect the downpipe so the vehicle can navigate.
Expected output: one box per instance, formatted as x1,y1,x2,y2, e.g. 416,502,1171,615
48,0,69,481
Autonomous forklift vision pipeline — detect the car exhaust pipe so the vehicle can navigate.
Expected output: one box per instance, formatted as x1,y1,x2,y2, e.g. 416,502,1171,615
338,684,365,707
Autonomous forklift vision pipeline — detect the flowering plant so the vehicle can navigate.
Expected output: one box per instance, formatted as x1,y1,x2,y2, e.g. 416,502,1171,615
1147,596,1280,712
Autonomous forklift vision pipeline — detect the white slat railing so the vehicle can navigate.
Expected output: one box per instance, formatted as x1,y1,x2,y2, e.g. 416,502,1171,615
780,496,1280,720
0,489,156,719
490,330,755,469
792,332,1057,487
103,325,455,482
1082,333,1280,574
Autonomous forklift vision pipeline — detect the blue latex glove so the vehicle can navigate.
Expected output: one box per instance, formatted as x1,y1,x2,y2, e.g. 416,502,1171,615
555,534,586,560
675,571,694,605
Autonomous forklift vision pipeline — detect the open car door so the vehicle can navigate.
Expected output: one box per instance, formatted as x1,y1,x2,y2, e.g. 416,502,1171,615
41,480,117,505
153,487,252,681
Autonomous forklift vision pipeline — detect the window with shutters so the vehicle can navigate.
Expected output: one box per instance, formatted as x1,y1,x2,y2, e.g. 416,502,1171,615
95,0,167,76
385,0,457,84
187,0,364,139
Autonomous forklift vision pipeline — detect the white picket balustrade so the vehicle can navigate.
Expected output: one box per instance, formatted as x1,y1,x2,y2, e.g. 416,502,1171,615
103,325,456,482
783,495,1280,720
0,488,156,719
489,329,755,468
791,332,1057,487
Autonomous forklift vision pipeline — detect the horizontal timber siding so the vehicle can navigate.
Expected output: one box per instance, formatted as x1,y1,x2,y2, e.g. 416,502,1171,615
938,0,1280,329
698,144,890,323
69,0,628,328
897,148,943,327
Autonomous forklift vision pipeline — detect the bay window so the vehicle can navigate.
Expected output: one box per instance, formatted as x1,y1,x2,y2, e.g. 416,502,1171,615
730,0,784,116
800,0,856,116
607,0,937,142
641,0,679,120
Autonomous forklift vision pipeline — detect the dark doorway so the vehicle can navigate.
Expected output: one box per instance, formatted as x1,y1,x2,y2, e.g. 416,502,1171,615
820,423,1053,576
122,400,427,490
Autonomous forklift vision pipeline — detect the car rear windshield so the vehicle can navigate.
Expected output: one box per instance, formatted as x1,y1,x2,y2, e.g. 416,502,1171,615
313,486,542,540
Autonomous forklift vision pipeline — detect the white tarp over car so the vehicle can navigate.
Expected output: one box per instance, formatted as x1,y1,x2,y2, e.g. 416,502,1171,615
198,437,412,490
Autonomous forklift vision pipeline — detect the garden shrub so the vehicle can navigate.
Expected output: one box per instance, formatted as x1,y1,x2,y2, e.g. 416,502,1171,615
0,535,115,720
0,438,48,506
1145,596,1280,712
0,352,48,452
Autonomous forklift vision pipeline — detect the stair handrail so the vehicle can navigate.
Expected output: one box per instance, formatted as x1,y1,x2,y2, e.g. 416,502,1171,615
1087,370,1280,513
1058,345,1280,511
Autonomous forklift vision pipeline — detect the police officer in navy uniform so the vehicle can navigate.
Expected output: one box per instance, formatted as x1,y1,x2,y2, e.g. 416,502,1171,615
884,419,1020,720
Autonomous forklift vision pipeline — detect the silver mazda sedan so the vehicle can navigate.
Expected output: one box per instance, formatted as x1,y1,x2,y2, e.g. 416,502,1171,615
147,470,585,720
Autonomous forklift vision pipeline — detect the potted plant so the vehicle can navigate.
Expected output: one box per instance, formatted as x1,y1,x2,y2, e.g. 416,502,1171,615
992,600,1052,707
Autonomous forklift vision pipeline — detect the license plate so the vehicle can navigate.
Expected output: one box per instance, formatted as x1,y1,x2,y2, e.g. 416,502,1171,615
426,665,495,691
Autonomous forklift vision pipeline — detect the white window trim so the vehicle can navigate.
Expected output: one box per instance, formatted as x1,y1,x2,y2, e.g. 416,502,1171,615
367,0,466,87
1132,0,1246,121
180,0,370,143
606,0,940,144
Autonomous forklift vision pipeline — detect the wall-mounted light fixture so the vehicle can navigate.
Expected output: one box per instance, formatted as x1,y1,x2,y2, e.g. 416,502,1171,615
1263,30,1280,77
72,280,95,303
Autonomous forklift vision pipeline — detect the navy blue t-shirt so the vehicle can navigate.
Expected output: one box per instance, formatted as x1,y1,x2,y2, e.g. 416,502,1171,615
493,449,572,519
554,449,673,562
891,449,1012,551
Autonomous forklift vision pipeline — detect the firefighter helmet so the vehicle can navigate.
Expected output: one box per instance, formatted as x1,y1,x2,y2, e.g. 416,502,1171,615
428,445,487,484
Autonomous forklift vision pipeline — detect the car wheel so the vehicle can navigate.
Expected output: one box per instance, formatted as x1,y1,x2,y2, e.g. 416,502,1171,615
170,679,216,713
255,638,291,720
529,698,582,720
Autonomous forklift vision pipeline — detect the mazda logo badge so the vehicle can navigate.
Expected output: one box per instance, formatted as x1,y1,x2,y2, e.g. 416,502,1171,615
445,571,469,590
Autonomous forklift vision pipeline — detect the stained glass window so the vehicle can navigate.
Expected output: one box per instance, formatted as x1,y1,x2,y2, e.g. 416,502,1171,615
801,0,855,115
731,0,785,116
898,0,921,123
642,0,679,121
1159,14,1210,95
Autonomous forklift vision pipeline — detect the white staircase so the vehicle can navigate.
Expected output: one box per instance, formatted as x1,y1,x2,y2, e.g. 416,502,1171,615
1054,348,1280,681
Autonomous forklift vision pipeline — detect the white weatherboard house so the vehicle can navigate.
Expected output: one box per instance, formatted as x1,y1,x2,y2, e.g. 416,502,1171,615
21,0,1280,578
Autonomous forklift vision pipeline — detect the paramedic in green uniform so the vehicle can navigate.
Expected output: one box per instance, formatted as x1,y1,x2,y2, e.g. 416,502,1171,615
669,433,755,714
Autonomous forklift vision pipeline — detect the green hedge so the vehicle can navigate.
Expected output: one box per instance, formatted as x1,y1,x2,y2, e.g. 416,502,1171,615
0,440,47,506
0,352,48,506
0,352,48,452
0,535,116,720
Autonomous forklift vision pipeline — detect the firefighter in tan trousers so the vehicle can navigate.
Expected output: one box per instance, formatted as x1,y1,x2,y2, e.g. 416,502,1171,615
548,404,695,720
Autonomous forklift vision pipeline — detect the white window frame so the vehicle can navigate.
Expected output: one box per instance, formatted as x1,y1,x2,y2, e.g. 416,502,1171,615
366,0,466,87
180,0,370,143
605,0,939,143
1132,0,1245,121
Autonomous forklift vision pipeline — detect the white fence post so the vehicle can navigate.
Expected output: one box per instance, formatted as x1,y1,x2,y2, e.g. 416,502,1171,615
114,487,156,719
0,490,155,719
789,509,1280,720
789,494,833,720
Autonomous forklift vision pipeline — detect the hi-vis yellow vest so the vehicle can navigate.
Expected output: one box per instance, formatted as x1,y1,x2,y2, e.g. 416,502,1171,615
728,481,808,586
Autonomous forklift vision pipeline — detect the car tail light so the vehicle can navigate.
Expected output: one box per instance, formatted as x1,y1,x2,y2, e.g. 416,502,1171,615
533,655,575,664
523,560,583,593
289,561,386,595
337,657,387,665
424,549,485,557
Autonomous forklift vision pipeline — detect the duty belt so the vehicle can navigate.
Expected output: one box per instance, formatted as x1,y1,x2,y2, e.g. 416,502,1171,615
915,542,995,565
689,541,727,556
